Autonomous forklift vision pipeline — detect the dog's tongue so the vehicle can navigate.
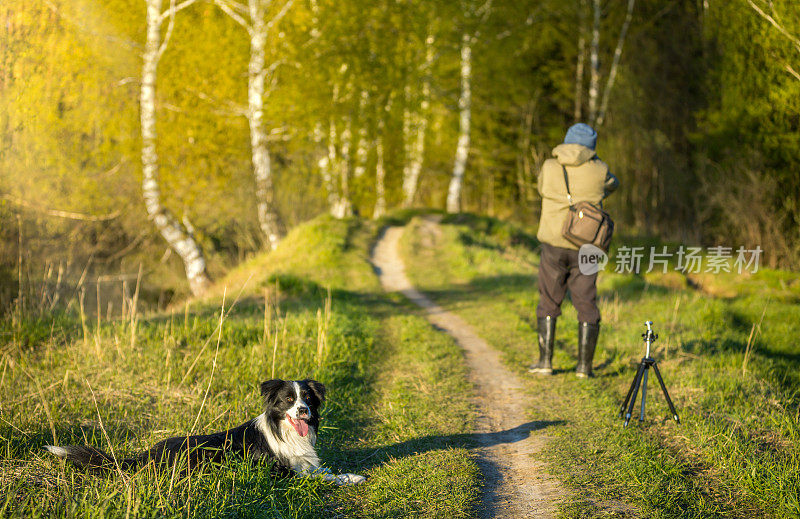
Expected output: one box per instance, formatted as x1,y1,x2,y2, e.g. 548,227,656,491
288,415,309,437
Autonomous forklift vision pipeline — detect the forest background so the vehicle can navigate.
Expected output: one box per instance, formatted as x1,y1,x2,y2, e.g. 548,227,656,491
2,0,799,304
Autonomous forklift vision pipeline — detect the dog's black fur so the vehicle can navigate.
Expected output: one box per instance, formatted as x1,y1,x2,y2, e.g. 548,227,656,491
44,379,325,476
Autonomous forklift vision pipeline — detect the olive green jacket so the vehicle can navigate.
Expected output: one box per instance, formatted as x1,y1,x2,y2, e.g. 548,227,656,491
536,143,619,250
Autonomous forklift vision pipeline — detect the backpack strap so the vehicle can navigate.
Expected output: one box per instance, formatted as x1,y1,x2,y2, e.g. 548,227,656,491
561,165,573,206
562,163,606,210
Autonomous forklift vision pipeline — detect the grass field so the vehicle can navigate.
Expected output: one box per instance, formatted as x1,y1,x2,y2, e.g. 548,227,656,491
400,213,800,519
0,216,480,518
4,211,798,518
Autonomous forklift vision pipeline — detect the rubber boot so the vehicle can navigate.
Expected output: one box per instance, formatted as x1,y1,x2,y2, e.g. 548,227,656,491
528,316,556,375
576,322,600,378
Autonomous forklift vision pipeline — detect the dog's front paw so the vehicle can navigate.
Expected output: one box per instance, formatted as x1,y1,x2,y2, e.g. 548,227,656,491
334,473,366,486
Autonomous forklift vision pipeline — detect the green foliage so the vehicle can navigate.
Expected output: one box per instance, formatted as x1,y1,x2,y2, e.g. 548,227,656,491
692,0,800,267
2,0,799,300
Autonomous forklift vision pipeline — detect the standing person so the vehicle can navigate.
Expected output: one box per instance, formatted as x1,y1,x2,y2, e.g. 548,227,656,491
529,123,619,378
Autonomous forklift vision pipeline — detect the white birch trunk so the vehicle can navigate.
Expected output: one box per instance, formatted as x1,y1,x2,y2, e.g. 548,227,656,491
373,132,386,219
334,118,353,218
401,88,413,196
446,33,472,214
588,0,601,124
574,0,587,122
248,0,284,250
141,0,210,297
314,144,331,199
596,0,635,126
214,0,292,249
322,118,343,216
353,90,369,178
353,128,368,178
746,0,800,54
402,34,433,208
324,73,353,219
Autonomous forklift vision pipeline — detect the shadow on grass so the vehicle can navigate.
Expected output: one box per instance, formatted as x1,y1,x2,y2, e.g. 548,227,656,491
334,420,566,474
598,274,677,301
331,420,565,517
17,420,566,480
441,212,541,251
680,338,800,396
405,274,537,302
401,273,683,316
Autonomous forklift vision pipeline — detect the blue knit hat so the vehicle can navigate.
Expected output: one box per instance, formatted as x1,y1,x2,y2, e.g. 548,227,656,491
563,123,597,150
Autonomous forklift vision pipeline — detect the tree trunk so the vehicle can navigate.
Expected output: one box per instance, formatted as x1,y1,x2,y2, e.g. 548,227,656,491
322,118,343,216
574,0,587,122
588,0,600,124
402,34,433,208
334,117,353,218
248,0,285,250
373,131,386,219
315,121,340,214
141,0,210,297
446,32,472,214
401,90,413,201
353,90,369,178
596,0,635,126
517,99,536,204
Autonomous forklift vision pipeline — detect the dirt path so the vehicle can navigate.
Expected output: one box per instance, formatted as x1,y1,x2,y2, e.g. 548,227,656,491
372,222,564,518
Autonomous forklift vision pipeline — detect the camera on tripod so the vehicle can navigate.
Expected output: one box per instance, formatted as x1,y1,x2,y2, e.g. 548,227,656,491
618,321,680,427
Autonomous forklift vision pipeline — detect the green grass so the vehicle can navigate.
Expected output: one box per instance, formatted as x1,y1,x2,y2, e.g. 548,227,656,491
400,213,800,519
0,215,479,518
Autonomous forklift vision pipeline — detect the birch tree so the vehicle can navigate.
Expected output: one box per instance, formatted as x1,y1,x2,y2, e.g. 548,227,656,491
213,0,293,250
402,34,435,208
373,96,393,219
316,63,355,218
314,122,339,213
587,0,601,123
317,118,354,218
574,0,587,122
446,31,474,213
309,0,347,216
587,0,635,126
746,0,800,81
596,0,635,125
335,116,354,218
317,118,343,217
353,90,370,179
317,117,355,218
373,128,386,219
446,0,493,214
141,0,211,296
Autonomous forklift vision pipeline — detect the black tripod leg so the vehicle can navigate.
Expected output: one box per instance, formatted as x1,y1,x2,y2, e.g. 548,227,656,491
639,366,649,422
619,362,644,418
652,362,680,423
624,363,646,427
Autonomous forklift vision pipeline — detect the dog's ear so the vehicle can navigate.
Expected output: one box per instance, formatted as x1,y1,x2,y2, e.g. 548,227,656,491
260,379,284,401
304,379,326,406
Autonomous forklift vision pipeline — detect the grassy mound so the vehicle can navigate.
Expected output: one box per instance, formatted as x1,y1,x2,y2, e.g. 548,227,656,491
0,215,479,518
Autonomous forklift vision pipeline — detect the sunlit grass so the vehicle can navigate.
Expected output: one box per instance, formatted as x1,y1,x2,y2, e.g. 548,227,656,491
0,215,479,518
401,213,800,519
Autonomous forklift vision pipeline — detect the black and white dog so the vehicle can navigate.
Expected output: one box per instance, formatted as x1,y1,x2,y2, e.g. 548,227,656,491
44,379,365,486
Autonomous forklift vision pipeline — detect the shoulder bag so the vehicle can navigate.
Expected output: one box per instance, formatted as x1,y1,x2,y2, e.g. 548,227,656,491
560,164,614,251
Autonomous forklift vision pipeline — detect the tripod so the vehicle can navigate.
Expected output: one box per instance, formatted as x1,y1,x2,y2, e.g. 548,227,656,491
619,321,680,427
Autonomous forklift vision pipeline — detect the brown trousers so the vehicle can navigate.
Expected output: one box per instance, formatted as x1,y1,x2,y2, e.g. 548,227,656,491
536,243,600,324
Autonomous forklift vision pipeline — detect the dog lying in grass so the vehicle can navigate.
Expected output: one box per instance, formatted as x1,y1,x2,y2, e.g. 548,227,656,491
44,378,366,486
